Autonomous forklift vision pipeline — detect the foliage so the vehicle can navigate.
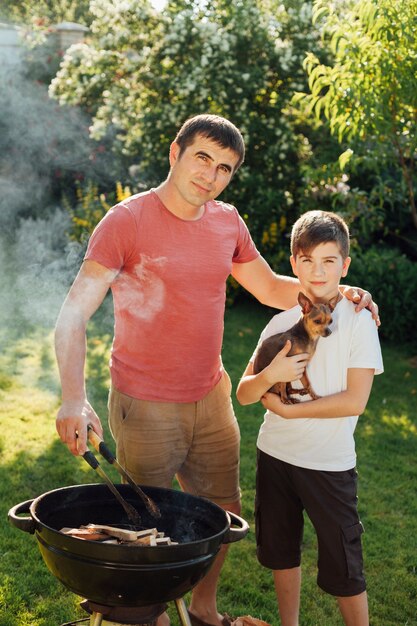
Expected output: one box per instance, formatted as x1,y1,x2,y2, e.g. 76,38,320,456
294,0,417,236
345,246,417,345
0,0,92,27
2,211,83,334
66,180,131,243
49,0,322,248
0,53,130,236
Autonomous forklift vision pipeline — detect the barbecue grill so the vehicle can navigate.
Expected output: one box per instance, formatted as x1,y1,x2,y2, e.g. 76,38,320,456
9,483,249,626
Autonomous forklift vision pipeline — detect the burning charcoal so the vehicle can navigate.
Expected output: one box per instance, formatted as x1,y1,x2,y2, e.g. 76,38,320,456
61,523,177,546
135,528,158,538
60,527,108,541
84,524,138,542
132,534,157,546
155,537,172,545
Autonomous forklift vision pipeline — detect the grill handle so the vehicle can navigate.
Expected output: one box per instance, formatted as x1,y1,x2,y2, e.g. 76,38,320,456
223,511,250,544
8,500,36,534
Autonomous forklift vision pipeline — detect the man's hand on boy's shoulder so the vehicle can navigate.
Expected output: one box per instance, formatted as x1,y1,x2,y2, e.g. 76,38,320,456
340,286,380,327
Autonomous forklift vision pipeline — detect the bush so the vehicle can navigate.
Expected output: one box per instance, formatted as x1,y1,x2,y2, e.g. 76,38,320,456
7,210,83,331
345,246,417,346
49,0,322,252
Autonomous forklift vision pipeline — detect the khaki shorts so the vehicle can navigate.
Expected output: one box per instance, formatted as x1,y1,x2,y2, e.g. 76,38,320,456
108,371,240,505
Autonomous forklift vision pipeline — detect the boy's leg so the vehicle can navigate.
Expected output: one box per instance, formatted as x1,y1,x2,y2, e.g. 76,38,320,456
273,567,301,626
337,591,369,626
292,466,368,625
256,452,304,625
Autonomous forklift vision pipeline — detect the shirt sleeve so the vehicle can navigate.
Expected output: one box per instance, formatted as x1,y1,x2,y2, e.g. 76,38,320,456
232,208,260,264
84,203,137,271
349,310,384,375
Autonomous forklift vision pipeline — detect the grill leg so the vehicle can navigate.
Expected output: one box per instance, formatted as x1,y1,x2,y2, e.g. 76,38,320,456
90,614,103,626
175,598,192,626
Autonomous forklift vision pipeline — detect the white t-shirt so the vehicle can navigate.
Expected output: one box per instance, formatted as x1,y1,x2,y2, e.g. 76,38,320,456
252,296,384,471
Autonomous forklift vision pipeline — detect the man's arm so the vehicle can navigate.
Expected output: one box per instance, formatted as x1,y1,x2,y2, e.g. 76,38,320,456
231,256,300,310
231,256,380,324
55,259,117,456
261,368,375,418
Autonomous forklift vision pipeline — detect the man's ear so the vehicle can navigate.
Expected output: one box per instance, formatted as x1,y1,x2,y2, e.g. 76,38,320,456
290,255,298,277
169,141,180,167
341,256,351,278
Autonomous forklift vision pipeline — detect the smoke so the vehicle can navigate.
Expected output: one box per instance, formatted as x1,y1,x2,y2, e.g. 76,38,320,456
0,212,82,350
2,64,87,228
0,51,118,350
114,255,167,322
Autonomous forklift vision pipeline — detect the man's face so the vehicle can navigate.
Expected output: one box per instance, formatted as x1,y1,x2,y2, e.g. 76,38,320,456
168,135,240,209
290,241,351,303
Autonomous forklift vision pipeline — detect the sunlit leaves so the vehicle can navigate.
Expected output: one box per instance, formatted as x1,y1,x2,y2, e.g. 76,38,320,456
295,0,417,227
49,0,324,254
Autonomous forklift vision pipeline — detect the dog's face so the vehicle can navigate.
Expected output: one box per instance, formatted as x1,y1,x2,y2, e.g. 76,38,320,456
298,292,334,338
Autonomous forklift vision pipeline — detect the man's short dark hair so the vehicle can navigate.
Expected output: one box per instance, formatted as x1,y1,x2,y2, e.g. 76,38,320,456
175,114,245,171
291,210,350,259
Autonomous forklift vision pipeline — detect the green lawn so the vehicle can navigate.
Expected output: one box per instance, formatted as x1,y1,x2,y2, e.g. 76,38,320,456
1,300,416,625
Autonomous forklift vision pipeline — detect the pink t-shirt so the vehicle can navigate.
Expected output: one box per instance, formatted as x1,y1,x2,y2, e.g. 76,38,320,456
85,190,259,402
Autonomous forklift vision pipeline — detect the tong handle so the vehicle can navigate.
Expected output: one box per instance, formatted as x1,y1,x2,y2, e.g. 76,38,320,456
86,425,161,519
83,449,100,469
88,426,115,464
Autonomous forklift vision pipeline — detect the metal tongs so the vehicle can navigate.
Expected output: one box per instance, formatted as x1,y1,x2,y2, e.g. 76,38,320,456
82,426,161,525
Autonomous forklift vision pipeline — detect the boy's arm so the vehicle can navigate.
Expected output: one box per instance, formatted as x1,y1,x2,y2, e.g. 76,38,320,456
236,342,309,406
261,368,375,418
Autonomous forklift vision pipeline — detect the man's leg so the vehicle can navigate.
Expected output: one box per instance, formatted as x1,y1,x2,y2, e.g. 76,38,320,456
337,591,369,626
179,372,241,626
273,567,301,626
187,499,241,626
108,389,194,626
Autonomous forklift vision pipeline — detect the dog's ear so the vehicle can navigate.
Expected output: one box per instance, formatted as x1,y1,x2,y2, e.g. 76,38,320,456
298,292,313,313
327,294,340,311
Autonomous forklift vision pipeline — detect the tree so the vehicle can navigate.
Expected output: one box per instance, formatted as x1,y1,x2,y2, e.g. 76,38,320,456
294,0,417,235
0,0,92,27
49,0,321,257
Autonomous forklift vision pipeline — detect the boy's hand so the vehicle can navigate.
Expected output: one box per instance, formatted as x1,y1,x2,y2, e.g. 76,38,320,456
264,340,309,385
261,391,291,417
341,286,380,326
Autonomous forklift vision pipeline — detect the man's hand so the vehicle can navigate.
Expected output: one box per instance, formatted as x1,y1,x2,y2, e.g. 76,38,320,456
56,400,103,456
342,286,380,326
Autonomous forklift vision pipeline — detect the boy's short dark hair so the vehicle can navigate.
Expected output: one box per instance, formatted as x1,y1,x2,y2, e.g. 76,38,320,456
291,210,350,259
175,114,245,171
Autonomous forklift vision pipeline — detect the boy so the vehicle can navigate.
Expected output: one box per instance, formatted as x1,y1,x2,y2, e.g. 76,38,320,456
236,211,383,626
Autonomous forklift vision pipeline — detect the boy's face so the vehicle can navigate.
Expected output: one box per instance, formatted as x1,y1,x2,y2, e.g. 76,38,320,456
290,241,351,304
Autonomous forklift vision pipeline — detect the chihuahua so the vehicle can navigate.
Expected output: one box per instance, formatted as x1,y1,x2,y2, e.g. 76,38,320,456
253,292,337,404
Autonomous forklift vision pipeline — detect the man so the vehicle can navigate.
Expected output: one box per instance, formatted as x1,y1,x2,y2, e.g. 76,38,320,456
55,114,378,626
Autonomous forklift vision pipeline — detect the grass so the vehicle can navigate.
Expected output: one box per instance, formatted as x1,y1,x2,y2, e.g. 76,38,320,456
1,299,417,625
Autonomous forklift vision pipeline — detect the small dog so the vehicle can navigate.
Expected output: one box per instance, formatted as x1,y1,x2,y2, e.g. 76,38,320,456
232,617,271,626
253,292,337,403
